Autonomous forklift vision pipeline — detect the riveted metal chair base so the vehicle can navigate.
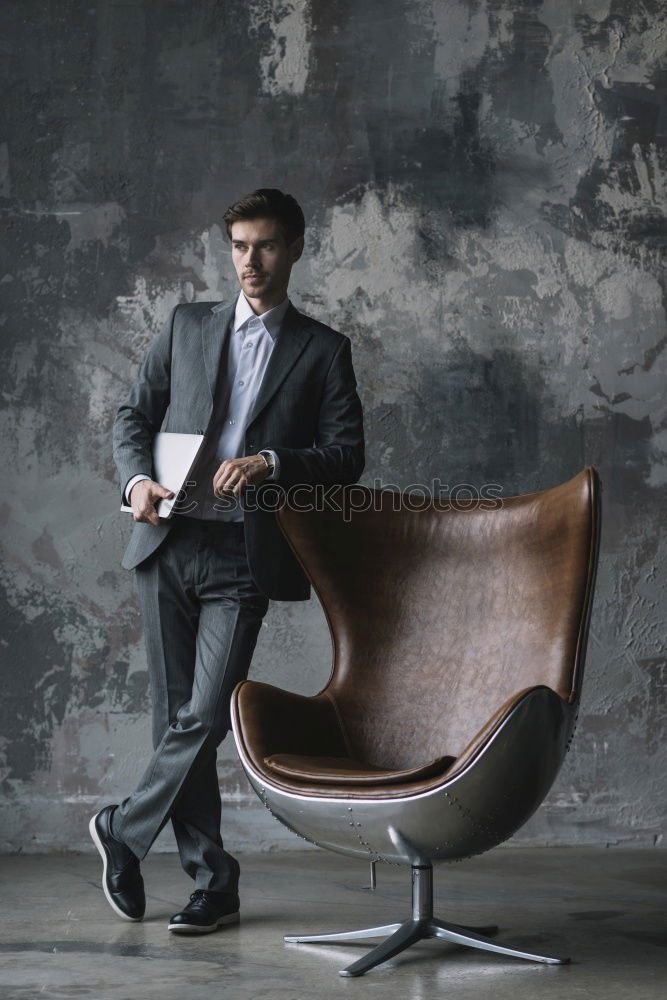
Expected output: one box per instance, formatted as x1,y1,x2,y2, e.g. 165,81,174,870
284,864,570,977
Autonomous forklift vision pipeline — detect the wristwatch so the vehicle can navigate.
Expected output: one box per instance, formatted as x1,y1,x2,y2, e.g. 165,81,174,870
259,450,275,476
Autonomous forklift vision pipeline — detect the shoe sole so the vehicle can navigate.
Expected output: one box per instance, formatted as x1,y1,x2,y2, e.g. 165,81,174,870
168,912,240,934
89,811,143,923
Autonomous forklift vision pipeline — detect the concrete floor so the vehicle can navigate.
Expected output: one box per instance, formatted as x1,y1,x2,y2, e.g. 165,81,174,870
0,848,665,1000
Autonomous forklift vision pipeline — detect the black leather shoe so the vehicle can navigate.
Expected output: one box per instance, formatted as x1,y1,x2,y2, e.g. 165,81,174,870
168,890,240,934
89,805,145,921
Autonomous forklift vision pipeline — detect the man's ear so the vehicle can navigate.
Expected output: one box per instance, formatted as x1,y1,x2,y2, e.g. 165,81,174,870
289,235,304,263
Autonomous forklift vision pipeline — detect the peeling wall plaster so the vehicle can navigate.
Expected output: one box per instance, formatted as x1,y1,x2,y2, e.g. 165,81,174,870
0,0,665,851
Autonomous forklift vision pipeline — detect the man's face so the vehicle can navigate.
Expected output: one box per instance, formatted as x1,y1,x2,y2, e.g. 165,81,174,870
230,217,303,310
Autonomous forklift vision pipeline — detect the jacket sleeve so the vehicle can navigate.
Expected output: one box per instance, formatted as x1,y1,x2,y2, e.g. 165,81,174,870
112,305,178,500
270,336,365,488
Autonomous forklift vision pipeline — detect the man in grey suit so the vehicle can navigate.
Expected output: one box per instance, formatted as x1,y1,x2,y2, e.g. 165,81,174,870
90,189,365,934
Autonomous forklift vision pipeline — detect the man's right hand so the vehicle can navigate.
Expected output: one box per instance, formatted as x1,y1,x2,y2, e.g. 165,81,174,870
129,480,175,525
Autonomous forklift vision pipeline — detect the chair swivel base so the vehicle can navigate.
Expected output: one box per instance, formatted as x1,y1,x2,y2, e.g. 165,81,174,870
284,864,570,978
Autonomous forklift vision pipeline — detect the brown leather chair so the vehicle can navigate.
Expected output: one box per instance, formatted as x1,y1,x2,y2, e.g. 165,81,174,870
231,468,601,977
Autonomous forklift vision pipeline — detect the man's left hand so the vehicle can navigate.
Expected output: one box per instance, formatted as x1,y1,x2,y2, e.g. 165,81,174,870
212,454,271,499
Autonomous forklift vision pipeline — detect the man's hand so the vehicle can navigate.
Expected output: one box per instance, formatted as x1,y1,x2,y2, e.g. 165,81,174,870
212,455,271,500
129,479,175,525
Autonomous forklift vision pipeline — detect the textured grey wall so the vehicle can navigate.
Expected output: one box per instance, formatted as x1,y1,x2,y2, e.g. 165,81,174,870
1,0,665,852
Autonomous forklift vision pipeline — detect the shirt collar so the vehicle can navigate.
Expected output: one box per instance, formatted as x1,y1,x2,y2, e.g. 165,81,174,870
233,291,290,341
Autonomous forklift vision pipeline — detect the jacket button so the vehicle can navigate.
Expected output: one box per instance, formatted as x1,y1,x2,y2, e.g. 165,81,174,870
248,442,255,450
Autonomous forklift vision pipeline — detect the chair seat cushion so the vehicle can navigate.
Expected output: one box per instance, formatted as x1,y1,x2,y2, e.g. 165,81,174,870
263,753,455,786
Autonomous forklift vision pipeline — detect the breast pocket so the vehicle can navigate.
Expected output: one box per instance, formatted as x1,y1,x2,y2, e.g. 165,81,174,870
276,380,319,431
280,379,309,396
278,380,317,410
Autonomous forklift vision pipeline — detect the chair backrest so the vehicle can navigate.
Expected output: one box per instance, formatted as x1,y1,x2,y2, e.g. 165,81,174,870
277,469,600,771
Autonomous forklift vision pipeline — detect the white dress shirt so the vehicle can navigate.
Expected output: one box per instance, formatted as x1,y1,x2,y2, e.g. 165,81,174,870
125,291,288,521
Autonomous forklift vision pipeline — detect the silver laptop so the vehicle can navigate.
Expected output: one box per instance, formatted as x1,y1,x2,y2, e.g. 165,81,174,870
120,432,205,519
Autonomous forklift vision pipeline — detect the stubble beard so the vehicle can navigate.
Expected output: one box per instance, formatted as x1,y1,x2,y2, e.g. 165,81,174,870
241,270,286,305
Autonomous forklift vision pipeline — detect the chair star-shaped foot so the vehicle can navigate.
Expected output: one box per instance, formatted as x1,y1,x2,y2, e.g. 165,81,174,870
284,864,569,978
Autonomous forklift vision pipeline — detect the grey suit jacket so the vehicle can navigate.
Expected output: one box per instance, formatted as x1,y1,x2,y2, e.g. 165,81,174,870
112,297,365,601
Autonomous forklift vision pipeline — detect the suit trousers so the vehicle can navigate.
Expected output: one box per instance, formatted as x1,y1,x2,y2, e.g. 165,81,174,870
113,515,270,892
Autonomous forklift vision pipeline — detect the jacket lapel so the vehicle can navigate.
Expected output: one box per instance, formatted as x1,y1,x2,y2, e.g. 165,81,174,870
201,298,236,399
247,302,313,427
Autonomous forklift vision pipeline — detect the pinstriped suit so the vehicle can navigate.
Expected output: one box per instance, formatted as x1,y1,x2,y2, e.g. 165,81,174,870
110,298,364,889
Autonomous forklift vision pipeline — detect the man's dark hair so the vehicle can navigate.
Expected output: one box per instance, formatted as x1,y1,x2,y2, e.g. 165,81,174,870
223,188,305,245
